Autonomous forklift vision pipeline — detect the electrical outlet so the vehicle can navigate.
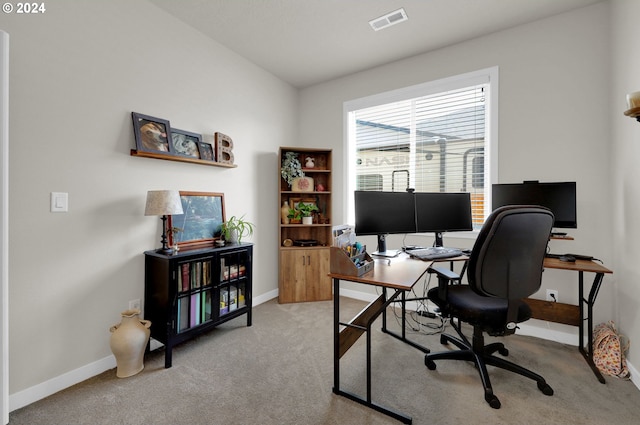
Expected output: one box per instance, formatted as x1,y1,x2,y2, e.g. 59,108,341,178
129,299,141,311
546,289,558,302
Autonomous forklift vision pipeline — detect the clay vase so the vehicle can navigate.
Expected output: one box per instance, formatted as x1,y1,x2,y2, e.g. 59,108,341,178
281,201,290,224
109,309,151,378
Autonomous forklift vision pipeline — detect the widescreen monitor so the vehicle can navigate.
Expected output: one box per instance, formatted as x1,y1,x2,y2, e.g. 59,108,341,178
415,192,473,247
491,181,577,229
354,191,416,256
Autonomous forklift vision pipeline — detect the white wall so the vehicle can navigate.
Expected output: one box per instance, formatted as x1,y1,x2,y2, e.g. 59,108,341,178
611,0,640,373
2,0,294,400
300,3,614,339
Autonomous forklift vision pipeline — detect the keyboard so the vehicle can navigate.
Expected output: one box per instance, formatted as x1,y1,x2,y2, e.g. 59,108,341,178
407,247,463,261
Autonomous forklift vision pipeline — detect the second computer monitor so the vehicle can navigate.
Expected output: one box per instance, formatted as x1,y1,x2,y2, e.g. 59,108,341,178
415,192,473,246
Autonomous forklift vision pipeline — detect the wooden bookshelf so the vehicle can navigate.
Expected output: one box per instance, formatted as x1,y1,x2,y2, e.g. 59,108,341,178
278,147,332,303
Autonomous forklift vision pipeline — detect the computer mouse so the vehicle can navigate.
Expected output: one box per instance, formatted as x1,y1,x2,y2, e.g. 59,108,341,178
559,255,576,262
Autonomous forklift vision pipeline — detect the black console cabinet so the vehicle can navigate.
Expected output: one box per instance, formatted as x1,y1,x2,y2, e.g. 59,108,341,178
144,243,253,368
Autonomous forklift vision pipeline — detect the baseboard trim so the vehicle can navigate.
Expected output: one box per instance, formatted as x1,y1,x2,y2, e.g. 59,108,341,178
9,355,116,412
9,292,280,413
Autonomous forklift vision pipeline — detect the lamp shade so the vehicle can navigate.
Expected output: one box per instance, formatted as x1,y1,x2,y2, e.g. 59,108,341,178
145,190,184,216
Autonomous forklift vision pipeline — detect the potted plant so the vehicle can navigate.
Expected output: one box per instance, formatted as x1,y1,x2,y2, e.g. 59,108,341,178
221,215,255,244
281,151,305,187
297,202,319,225
287,207,302,224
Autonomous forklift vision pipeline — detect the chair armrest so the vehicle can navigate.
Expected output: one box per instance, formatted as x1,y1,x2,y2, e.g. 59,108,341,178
428,266,460,281
428,267,461,300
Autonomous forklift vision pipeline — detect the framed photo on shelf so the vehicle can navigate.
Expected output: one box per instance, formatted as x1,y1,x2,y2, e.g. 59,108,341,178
132,112,172,154
168,191,226,250
170,128,202,159
290,197,316,210
198,142,215,161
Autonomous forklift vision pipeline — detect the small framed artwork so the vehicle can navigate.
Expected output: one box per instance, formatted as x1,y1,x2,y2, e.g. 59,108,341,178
290,197,316,210
132,112,172,154
170,129,202,159
198,142,215,161
168,191,226,251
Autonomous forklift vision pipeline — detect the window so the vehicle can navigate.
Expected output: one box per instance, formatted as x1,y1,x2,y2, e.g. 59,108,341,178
344,67,498,229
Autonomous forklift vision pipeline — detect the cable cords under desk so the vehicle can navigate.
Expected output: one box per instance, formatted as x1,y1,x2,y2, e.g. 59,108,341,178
384,272,447,335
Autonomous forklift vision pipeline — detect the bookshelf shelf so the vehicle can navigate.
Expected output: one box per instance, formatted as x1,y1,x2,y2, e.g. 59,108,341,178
144,243,253,368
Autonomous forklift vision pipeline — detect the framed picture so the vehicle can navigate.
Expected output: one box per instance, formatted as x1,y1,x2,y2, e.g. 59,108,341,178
168,191,226,250
170,129,202,159
198,142,215,161
290,197,316,210
132,112,172,154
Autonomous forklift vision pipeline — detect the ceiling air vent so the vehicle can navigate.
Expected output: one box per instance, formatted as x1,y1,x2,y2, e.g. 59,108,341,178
369,8,408,31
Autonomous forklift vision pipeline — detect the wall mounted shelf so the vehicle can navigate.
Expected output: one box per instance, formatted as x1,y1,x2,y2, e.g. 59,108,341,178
130,149,237,168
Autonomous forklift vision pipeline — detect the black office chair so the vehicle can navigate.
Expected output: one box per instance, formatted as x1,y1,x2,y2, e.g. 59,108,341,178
424,205,554,409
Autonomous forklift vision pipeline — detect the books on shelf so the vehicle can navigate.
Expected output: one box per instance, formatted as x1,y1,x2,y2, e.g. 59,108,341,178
220,288,229,315
177,260,213,292
238,285,245,307
229,287,238,311
175,255,250,330
190,293,201,327
202,290,212,322
178,297,190,332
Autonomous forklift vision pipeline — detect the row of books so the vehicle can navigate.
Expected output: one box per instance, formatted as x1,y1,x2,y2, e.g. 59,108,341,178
177,258,248,293
220,285,246,316
177,291,214,332
178,260,213,292
221,258,246,281
176,284,247,332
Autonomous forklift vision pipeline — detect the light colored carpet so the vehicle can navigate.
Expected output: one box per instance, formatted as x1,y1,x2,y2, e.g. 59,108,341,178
9,297,640,425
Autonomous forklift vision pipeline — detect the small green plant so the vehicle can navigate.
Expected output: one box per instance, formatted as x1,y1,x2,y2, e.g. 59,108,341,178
221,215,255,243
280,151,305,187
287,208,302,221
297,202,319,217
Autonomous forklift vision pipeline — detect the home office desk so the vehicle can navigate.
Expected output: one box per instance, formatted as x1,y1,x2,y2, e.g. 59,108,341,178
406,255,614,384
330,254,432,425
531,257,613,383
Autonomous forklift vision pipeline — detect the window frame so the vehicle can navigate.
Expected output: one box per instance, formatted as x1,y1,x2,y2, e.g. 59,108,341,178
343,67,499,237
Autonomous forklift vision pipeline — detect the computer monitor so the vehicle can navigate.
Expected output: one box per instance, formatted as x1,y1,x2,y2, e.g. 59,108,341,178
491,181,577,229
415,192,473,247
354,190,416,257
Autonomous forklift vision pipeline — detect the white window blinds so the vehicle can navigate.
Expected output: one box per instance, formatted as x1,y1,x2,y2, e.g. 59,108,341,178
346,68,497,228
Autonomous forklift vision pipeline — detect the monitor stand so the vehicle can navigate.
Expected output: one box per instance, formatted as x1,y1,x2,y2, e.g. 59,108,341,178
372,234,400,258
434,232,444,248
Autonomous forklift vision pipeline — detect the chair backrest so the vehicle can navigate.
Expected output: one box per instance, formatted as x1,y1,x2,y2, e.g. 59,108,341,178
468,205,554,301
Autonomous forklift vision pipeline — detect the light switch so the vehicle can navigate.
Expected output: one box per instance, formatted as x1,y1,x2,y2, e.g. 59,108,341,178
51,192,68,212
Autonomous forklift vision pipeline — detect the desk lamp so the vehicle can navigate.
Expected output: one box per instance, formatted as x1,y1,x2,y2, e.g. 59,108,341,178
145,190,184,255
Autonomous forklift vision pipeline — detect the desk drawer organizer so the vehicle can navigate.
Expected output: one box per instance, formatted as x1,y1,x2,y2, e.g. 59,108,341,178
330,247,374,276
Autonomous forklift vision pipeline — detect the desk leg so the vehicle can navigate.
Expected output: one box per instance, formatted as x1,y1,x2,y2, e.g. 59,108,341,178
382,290,431,354
579,271,606,384
332,279,412,424
333,278,340,394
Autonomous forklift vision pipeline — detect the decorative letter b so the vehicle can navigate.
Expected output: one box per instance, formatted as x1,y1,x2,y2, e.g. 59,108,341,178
215,132,234,165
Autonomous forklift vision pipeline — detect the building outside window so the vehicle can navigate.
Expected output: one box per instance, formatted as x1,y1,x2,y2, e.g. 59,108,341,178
345,67,498,229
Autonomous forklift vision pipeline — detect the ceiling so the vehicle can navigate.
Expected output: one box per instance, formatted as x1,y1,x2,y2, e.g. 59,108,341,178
148,0,602,89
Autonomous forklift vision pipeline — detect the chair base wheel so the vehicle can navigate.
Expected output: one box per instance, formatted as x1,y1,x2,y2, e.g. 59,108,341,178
485,391,501,409
537,381,554,396
425,357,437,370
